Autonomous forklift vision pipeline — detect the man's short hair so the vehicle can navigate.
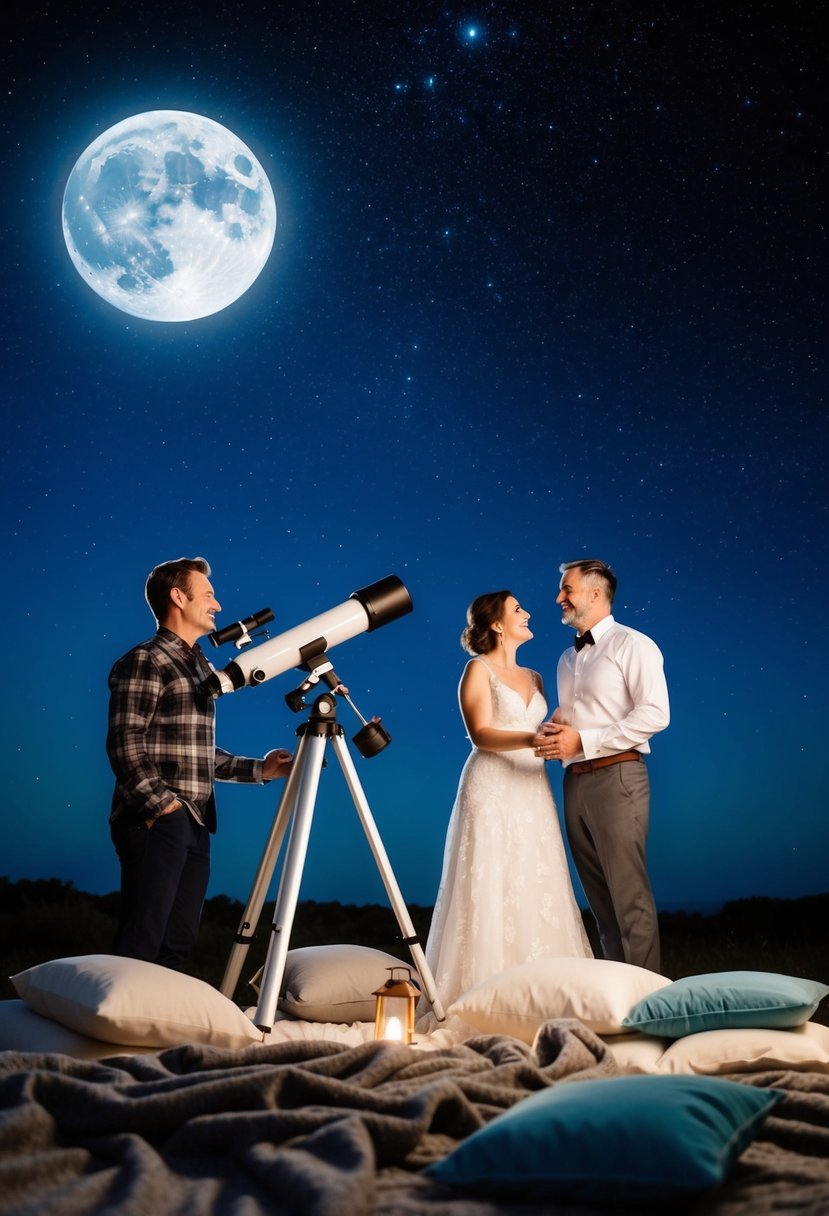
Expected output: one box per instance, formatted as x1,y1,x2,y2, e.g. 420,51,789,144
145,557,211,623
559,558,617,605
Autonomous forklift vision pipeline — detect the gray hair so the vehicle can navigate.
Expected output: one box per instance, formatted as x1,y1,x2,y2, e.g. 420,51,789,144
559,558,617,605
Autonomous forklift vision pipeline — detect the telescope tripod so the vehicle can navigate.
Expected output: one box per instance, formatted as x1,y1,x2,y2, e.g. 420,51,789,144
220,690,445,1031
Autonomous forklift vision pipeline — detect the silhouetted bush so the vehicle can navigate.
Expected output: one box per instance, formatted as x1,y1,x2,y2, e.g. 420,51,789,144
2,879,827,1025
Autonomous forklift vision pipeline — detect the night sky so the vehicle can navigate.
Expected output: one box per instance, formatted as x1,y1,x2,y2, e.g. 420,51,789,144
2,1,825,919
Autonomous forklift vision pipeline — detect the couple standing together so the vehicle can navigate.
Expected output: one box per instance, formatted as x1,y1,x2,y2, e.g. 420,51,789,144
425,558,670,1012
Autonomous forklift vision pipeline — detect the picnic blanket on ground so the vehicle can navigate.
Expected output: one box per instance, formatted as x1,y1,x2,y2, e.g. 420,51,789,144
1,1018,828,1215
0,1019,613,1216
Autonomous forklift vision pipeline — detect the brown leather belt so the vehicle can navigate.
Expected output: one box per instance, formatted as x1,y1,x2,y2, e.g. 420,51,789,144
567,751,643,775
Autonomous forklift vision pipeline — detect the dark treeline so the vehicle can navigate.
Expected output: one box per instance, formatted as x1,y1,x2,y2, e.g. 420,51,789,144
2,878,828,1022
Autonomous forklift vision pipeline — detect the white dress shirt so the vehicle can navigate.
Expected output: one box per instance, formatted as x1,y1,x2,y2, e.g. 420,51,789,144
556,614,670,765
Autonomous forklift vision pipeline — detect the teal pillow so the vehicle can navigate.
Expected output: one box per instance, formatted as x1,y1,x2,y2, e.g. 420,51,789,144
425,1076,782,1203
621,971,829,1038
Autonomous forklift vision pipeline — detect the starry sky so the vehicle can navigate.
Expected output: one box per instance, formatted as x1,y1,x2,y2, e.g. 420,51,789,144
2,1,825,918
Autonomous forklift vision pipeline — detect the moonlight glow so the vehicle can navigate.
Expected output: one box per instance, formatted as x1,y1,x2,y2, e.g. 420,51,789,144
61,110,276,322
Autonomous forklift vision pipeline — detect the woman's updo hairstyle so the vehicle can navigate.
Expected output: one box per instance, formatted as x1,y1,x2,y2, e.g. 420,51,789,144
461,590,513,655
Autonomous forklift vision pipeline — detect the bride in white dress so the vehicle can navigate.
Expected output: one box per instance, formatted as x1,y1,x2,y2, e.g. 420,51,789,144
424,590,592,1014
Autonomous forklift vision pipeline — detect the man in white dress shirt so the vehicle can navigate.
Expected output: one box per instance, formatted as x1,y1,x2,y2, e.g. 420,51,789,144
535,559,669,971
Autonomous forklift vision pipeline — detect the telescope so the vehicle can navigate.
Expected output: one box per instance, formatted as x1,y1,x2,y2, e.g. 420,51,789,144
200,575,412,699
213,571,443,1027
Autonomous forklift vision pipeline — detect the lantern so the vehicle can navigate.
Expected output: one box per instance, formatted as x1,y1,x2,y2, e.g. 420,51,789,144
373,966,420,1044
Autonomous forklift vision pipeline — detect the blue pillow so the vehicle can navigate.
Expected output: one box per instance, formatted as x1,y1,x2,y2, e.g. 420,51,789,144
425,1075,782,1203
621,970,829,1038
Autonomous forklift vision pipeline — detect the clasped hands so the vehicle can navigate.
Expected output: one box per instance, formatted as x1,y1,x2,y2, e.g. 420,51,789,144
532,711,581,762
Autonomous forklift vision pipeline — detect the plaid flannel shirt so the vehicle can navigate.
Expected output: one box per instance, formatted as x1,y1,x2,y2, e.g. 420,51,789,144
107,628,263,826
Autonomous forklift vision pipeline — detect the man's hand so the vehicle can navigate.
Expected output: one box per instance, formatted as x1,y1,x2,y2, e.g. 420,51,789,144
145,798,181,829
533,719,582,762
263,748,293,780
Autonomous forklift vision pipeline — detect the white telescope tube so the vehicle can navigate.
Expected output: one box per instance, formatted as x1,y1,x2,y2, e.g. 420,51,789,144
200,575,412,698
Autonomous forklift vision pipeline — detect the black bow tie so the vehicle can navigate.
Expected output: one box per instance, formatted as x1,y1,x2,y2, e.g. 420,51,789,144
574,631,595,652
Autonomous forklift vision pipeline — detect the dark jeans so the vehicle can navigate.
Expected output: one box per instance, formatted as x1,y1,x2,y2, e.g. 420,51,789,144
110,808,210,969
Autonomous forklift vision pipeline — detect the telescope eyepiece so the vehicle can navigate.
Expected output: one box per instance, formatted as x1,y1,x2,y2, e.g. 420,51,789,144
208,607,275,649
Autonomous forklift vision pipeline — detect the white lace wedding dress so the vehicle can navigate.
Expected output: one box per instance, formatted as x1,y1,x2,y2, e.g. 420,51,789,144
424,657,592,1015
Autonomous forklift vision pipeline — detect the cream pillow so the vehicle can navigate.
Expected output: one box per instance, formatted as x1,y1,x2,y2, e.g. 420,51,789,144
656,1021,829,1076
450,957,672,1041
0,998,158,1058
601,1032,667,1074
278,944,409,1022
11,955,263,1049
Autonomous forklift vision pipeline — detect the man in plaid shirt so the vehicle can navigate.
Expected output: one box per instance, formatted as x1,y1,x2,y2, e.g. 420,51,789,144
107,556,292,968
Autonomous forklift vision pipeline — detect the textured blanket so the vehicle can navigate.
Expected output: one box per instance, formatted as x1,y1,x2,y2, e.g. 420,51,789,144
698,1068,829,1216
1,1020,828,1215
0,1019,613,1215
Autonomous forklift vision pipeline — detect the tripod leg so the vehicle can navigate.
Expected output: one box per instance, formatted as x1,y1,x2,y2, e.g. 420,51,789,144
220,732,311,998
330,733,446,1022
253,732,328,1030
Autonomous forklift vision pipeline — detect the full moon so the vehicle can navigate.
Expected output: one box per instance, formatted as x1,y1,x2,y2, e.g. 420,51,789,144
62,110,276,322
